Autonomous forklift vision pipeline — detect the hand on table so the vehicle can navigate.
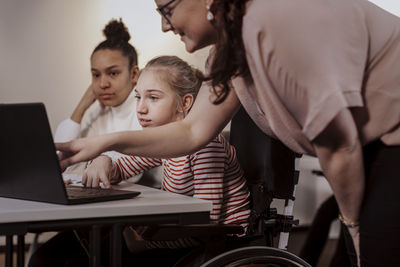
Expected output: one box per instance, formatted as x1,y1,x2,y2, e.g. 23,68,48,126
82,155,121,188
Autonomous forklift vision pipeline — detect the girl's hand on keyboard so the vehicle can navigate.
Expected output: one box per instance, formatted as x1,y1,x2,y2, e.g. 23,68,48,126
82,155,118,188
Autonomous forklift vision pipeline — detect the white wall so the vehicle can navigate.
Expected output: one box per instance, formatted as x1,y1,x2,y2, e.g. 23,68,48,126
0,0,210,133
369,0,400,15
0,0,399,133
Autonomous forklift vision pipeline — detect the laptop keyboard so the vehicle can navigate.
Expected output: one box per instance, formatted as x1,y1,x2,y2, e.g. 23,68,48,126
66,186,118,199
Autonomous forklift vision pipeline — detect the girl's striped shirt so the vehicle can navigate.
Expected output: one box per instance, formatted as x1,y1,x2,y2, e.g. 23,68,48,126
116,134,250,231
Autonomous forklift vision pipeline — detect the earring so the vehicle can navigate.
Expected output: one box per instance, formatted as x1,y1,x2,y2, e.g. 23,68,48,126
206,4,214,21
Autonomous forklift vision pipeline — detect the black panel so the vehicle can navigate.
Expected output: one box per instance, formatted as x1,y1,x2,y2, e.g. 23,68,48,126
0,103,68,204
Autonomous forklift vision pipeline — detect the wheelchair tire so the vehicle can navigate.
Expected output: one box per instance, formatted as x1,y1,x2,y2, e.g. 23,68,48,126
199,246,311,267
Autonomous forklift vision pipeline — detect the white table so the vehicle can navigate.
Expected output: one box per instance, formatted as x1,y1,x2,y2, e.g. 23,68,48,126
0,183,212,267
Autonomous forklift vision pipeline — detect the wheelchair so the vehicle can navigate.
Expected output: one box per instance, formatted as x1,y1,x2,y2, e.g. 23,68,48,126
198,107,310,267
199,107,310,267
147,107,311,267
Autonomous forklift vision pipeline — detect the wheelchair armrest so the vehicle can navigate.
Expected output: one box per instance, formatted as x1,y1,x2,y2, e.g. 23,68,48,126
143,224,244,241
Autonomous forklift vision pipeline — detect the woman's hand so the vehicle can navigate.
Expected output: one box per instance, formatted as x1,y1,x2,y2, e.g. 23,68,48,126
56,135,110,171
82,155,121,188
348,226,360,267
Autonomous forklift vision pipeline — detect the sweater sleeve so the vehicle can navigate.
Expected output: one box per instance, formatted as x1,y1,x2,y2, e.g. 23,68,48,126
54,118,81,142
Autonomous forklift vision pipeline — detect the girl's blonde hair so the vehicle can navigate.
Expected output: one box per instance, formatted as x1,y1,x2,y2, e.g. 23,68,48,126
143,56,204,114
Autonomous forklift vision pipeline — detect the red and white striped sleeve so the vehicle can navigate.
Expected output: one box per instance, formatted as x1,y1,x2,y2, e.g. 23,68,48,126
191,138,226,224
115,155,162,180
190,135,251,233
220,137,251,228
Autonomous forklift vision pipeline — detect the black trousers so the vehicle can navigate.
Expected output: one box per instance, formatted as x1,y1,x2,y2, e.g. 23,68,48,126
344,141,400,267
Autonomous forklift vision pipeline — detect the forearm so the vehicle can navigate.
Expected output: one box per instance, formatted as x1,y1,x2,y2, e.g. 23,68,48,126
70,101,89,124
108,120,208,158
316,140,364,223
107,84,240,158
56,123,203,170
71,85,97,124
56,83,240,169
312,108,365,223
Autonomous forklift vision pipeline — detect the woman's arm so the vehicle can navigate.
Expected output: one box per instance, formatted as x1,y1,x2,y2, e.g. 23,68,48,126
312,108,363,265
312,108,364,223
56,83,241,170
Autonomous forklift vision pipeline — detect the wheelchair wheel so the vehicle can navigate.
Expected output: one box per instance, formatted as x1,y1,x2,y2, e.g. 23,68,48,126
200,246,311,267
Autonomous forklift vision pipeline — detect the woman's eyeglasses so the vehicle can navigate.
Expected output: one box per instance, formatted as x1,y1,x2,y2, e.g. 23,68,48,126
156,0,177,25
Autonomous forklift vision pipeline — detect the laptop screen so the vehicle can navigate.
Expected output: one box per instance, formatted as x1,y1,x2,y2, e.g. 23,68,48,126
0,103,70,204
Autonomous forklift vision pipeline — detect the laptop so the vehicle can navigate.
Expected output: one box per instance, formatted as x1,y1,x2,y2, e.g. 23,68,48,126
0,103,140,204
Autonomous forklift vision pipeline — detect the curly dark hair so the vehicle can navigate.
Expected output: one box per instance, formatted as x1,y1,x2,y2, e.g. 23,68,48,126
92,18,138,68
207,0,251,104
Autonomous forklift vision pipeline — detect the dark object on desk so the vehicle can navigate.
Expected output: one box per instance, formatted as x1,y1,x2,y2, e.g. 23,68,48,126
0,103,140,204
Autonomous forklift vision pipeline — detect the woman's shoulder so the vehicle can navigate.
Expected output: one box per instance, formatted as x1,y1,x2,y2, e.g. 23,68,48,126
242,0,301,46
244,0,359,28
244,0,292,24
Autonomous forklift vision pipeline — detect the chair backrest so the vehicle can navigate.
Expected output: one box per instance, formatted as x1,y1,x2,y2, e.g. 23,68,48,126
229,107,299,237
230,106,297,199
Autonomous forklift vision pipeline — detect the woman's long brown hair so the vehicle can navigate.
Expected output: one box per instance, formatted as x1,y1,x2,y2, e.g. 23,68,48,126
207,0,251,104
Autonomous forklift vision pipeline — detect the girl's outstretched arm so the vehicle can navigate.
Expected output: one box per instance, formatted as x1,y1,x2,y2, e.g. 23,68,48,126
56,82,241,170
